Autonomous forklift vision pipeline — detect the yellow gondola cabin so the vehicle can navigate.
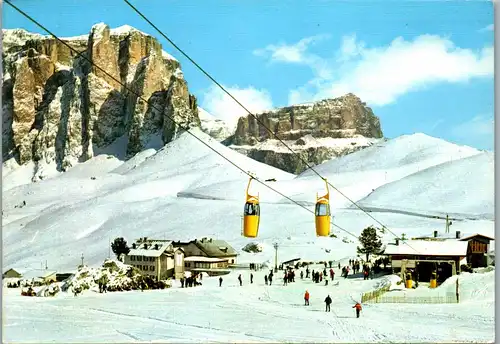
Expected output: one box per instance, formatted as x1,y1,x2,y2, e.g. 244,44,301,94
315,178,331,237
243,177,260,238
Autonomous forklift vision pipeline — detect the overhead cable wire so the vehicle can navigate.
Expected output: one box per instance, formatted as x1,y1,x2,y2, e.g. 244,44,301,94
122,0,419,253
5,0,360,241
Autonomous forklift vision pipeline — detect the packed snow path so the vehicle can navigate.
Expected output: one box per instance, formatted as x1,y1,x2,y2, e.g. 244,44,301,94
4,264,494,343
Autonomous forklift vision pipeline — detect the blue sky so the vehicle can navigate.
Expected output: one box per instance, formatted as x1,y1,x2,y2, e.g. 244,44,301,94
3,0,494,150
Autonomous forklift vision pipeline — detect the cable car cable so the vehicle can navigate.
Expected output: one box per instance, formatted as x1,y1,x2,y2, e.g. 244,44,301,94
122,0,420,253
5,0,360,242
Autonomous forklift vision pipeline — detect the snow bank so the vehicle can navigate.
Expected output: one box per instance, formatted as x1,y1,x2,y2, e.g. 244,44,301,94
242,242,264,253
63,259,170,294
439,269,495,304
3,277,21,287
379,274,404,291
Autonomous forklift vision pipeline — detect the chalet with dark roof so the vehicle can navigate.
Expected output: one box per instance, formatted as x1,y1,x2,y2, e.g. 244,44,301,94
173,237,238,265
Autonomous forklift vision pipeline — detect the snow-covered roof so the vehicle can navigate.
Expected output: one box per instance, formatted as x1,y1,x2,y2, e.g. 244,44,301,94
459,233,495,241
412,230,462,240
128,240,173,257
383,240,468,257
193,238,238,257
184,256,227,263
3,268,22,274
21,270,57,280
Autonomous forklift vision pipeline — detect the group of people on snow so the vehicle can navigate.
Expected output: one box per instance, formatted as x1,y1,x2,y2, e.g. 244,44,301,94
283,269,295,285
180,273,202,288
304,290,363,317
264,270,274,285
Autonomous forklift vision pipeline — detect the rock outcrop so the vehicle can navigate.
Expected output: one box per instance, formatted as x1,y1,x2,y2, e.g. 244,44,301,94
224,94,384,174
198,107,232,141
2,24,200,180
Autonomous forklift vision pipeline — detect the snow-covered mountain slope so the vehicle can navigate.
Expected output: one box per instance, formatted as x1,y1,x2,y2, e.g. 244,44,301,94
286,133,482,207
198,107,233,141
2,130,494,273
176,133,482,207
356,152,494,220
299,133,480,176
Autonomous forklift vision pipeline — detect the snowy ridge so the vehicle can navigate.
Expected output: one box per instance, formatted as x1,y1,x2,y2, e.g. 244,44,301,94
198,107,233,141
357,152,494,219
233,135,381,153
2,29,45,47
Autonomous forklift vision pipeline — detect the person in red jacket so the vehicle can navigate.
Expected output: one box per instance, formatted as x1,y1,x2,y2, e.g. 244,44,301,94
304,290,310,306
353,302,362,318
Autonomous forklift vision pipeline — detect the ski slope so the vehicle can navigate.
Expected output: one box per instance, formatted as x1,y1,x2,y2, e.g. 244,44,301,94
3,264,495,343
2,130,495,343
357,152,494,220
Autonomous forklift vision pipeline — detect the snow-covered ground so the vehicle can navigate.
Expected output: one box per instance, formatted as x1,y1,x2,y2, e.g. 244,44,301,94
3,265,495,343
2,129,495,342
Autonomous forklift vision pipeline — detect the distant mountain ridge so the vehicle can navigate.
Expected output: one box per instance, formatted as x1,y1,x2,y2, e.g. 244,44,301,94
222,93,384,174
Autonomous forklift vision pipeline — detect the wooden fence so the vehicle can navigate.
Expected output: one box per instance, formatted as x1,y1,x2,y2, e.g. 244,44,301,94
361,284,391,303
365,293,458,304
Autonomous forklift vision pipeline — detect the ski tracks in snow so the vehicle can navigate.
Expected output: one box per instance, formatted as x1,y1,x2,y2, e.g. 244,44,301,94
88,307,273,342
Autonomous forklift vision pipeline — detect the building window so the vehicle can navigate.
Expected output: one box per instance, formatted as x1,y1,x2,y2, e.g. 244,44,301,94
131,256,136,261
149,265,155,271
137,256,142,261
175,252,183,266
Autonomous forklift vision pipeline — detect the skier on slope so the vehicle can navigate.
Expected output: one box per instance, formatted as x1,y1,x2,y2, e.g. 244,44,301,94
353,302,362,318
238,274,242,286
324,295,332,312
250,273,253,284
304,290,310,306
219,277,223,287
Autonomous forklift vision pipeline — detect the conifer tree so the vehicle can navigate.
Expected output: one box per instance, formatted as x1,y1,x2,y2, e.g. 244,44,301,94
357,225,383,261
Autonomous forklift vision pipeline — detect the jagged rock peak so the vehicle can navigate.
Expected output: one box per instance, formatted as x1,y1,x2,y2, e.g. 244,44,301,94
2,23,200,181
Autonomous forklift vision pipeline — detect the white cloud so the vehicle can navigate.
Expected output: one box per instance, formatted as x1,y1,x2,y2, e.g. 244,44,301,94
451,115,494,150
478,24,494,32
255,34,494,107
200,85,273,130
253,34,330,64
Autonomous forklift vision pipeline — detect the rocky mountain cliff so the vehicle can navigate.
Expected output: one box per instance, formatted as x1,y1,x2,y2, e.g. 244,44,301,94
2,24,200,180
223,94,384,174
